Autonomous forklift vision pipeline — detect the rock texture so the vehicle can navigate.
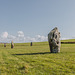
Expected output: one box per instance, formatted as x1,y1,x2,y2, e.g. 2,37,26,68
48,27,61,53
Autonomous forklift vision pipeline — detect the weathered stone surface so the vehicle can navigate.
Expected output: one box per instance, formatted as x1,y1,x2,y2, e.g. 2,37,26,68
11,41,14,48
48,27,61,53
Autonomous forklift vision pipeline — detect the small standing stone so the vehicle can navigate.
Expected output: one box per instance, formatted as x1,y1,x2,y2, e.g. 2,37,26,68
11,41,14,48
30,42,32,46
4,43,6,47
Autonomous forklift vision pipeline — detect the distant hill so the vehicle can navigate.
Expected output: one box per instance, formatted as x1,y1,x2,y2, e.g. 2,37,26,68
61,39,75,42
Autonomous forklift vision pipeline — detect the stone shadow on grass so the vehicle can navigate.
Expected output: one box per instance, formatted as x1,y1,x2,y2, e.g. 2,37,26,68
12,52,50,55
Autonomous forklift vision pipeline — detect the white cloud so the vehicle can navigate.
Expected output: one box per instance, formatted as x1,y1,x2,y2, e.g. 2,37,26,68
25,37,36,42
0,31,74,43
0,32,48,43
17,31,24,37
35,35,48,42
2,31,73,43
60,37,72,40
1,32,8,38
7,35,16,40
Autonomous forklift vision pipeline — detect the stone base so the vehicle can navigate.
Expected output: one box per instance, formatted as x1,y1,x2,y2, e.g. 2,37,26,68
51,49,59,53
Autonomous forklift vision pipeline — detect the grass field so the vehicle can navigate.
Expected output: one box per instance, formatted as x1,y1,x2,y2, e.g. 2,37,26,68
0,41,75,75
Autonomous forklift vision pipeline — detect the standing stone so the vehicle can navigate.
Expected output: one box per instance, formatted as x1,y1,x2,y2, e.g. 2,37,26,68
4,43,6,47
30,42,32,46
48,27,61,53
11,41,14,48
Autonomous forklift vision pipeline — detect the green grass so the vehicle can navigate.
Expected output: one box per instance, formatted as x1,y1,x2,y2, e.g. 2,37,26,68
0,41,75,75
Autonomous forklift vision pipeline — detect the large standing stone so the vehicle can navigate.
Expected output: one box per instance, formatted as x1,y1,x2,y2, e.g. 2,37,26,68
11,41,14,48
48,27,61,53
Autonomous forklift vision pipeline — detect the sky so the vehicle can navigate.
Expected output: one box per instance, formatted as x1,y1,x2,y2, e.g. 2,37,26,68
0,0,75,43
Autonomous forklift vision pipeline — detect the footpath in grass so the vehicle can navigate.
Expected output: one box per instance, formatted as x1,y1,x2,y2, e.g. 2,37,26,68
0,42,75,75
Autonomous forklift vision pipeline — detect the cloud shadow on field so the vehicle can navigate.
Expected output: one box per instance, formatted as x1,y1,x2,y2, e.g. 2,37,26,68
12,52,50,56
